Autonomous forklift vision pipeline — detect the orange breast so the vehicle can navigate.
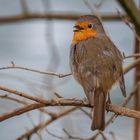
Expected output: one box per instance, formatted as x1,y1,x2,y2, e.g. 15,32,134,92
72,29,97,43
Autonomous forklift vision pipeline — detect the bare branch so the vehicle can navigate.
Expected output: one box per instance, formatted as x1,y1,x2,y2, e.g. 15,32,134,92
0,90,140,122
79,108,91,118
98,131,108,140
123,57,140,74
0,103,44,121
0,56,140,80
46,128,66,139
62,128,89,140
109,132,116,140
107,104,140,120
0,94,26,104
16,107,77,140
117,9,140,42
123,52,140,59
0,65,71,78
83,0,95,14
0,13,127,24
117,0,140,32
0,85,52,104
0,94,55,116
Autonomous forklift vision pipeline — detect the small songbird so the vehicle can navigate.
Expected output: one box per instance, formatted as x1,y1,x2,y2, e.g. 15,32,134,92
69,15,126,131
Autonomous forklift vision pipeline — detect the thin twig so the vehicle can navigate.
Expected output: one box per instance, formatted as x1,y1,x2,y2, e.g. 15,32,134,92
46,128,67,139
98,131,108,140
123,52,140,59
46,128,90,140
117,9,140,42
16,107,78,140
0,103,44,121
117,0,140,32
26,112,43,140
0,66,71,78
0,94,54,116
63,128,88,140
0,56,140,78
123,57,140,74
109,131,116,140
0,85,52,104
83,0,95,14
0,94,26,104
79,108,91,119
20,0,28,15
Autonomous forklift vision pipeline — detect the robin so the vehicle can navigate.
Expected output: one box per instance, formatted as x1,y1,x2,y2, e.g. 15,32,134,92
69,15,126,131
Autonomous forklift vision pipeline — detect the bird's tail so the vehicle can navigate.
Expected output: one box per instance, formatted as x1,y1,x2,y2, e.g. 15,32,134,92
91,89,106,131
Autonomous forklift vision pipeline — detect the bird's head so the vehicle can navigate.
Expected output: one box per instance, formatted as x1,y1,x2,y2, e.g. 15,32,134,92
72,15,105,43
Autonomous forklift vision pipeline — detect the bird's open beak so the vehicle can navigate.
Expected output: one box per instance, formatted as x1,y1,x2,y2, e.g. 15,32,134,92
73,25,83,32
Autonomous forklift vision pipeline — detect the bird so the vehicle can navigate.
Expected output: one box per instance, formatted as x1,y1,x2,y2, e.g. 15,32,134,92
69,15,126,131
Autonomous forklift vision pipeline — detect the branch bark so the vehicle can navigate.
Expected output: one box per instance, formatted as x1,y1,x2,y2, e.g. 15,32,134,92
107,104,140,120
0,94,140,122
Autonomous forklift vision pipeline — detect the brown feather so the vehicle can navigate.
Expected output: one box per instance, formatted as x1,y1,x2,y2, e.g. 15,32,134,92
91,89,106,130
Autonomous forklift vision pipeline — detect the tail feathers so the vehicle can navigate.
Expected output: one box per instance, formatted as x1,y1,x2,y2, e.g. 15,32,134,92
91,90,106,131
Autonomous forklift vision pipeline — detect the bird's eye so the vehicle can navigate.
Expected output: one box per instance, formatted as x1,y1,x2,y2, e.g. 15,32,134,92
88,24,92,28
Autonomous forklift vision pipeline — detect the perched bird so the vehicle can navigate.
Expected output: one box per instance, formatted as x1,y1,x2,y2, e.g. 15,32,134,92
69,15,126,131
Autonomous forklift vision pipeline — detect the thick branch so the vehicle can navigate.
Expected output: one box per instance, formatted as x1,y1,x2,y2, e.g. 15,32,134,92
107,104,140,120
0,96,140,122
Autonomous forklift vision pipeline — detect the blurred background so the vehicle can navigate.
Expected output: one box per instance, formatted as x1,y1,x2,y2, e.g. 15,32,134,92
0,0,139,140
